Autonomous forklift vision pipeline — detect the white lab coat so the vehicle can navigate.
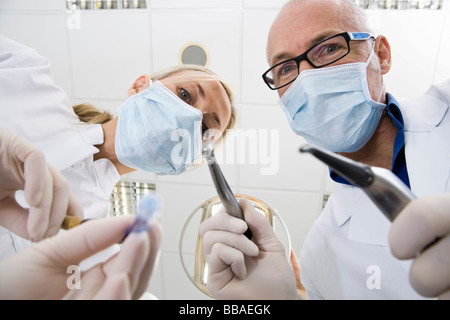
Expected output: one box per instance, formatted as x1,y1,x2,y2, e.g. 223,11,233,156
300,79,450,299
0,35,120,267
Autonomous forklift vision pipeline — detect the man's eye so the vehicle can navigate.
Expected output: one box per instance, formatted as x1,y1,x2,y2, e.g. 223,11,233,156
323,44,340,55
276,61,296,77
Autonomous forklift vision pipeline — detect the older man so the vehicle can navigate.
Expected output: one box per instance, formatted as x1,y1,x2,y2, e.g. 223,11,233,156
200,0,450,300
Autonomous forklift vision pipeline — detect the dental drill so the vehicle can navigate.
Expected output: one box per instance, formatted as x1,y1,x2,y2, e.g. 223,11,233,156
299,144,416,222
202,141,252,239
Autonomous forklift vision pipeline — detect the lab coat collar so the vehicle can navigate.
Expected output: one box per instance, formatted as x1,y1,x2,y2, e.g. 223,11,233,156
347,188,392,246
398,90,448,131
399,94,450,197
331,183,391,246
331,90,449,246
35,124,102,171
330,182,353,227
77,123,104,146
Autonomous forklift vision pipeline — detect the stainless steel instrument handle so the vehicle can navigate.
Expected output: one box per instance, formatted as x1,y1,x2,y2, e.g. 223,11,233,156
202,142,252,238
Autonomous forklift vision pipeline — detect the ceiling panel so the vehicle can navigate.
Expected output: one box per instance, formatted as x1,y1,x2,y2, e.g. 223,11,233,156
69,11,151,100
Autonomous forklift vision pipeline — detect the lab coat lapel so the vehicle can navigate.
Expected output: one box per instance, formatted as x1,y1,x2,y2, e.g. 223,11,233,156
334,93,450,247
34,125,101,171
347,188,391,246
332,183,391,246
405,130,450,197
400,95,450,197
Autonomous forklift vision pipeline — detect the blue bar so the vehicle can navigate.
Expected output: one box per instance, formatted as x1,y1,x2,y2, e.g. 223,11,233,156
349,32,373,40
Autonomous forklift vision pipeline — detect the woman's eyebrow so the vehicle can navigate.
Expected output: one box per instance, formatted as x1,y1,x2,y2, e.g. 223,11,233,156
197,83,205,98
212,112,221,127
196,82,223,128
203,112,221,129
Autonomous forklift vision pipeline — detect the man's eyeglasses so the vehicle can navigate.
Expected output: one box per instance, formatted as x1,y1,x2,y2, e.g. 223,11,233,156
262,32,375,90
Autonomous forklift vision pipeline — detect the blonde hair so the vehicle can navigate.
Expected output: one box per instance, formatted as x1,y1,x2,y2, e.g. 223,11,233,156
73,64,237,136
72,103,113,124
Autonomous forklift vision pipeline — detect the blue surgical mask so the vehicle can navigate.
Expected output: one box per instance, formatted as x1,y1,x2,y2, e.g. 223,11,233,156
279,50,386,153
115,81,203,175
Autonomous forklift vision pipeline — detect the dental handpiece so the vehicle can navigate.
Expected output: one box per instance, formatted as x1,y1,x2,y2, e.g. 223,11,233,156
202,141,252,238
299,144,416,222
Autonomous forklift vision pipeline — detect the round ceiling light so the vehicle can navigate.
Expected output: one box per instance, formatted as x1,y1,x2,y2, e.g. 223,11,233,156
179,42,209,67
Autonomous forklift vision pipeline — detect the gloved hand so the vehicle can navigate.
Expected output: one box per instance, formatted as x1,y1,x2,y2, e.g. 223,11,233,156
0,215,161,300
199,197,298,299
0,128,83,241
389,193,450,300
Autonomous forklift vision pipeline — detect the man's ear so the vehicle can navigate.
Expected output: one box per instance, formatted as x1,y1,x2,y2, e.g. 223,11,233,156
127,74,150,96
375,35,392,75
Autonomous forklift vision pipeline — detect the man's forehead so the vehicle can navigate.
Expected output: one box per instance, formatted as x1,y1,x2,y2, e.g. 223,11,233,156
267,1,346,65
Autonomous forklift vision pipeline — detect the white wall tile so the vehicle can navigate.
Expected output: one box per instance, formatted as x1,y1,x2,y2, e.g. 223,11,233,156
159,252,213,300
0,0,65,11
367,10,447,98
150,9,241,98
323,167,335,194
238,104,325,192
241,9,280,105
156,183,218,253
94,98,128,115
157,152,239,188
122,169,157,184
150,0,242,9
244,0,288,8
434,8,450,84
0,13,72,95
68,11,151,100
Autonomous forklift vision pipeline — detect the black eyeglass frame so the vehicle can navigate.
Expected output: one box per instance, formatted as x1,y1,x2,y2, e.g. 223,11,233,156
262,32,375,90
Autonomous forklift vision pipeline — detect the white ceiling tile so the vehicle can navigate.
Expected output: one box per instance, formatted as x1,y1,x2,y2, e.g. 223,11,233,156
150,0,242,9
244,0,288,9
0,13,72,96
367,10,447,97
69,11,151,99
150,10,241,95
238,104,325,192
241,10,280,105
433,9,450,83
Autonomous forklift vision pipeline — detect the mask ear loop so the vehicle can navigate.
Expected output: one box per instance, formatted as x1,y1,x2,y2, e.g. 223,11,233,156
376,80,385,104
365,40,385,104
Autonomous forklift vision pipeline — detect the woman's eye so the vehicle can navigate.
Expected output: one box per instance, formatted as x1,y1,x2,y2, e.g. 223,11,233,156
179,87,191,103
202,122,209,135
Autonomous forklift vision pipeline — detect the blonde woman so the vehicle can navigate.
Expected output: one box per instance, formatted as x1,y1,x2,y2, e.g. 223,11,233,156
74,65,236,175
0,35,236,269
